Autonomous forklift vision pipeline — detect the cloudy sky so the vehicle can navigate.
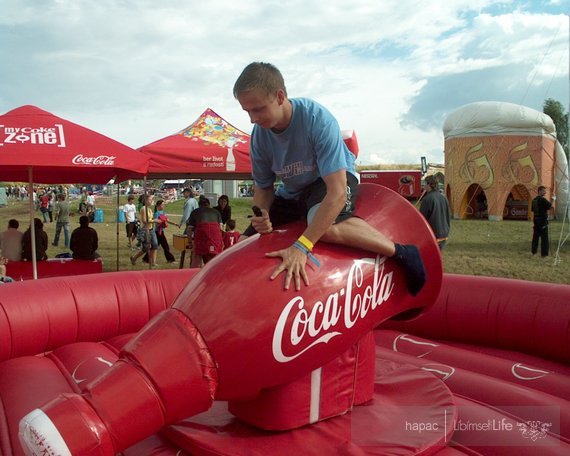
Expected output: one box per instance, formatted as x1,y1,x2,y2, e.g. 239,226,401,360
1,0,568,166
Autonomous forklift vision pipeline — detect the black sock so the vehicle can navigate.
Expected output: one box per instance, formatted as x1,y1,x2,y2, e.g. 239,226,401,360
393,244,427,296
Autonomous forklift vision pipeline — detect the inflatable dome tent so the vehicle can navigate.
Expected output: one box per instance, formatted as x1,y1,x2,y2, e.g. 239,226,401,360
443,101,569,221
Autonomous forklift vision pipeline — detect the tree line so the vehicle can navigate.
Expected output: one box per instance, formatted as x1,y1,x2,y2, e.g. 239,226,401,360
543,98,569,160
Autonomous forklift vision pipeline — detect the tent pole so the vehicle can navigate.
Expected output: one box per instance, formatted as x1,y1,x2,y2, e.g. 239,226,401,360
28,167,38,280
116,182,120,272
143,177,151,270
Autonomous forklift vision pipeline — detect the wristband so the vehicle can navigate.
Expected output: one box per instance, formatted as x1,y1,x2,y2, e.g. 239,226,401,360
293,241,321,267
298,235,314,251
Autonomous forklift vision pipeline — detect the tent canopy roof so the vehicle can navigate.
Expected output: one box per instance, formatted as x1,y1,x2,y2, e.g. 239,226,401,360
0,105,148,184
140,108,252,179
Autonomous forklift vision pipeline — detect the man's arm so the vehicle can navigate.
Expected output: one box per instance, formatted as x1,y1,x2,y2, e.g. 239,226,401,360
252,185,275,211
180,201,191,227
250,186,275,234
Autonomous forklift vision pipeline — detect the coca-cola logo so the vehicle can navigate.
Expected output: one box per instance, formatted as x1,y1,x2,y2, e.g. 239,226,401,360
72,154,116,166
0,124,66,147
272,255,394,363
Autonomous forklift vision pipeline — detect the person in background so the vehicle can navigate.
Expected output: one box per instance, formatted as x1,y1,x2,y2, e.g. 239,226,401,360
214,195,232,225
179,188,198,236
188,195,223,267
79,188,89,215
143,199,177,264
0,219,24,261
223,219,240,250
123,194,138,249
131,194,159,267
86,191,96,220
531,185,555,257
53,193,71,248
233,62,426,293
39,191,50,223
0,254,14,283
419,175,451,250
22,218,49,261
32,188,39,211
70,215,100,260
47,192,55,223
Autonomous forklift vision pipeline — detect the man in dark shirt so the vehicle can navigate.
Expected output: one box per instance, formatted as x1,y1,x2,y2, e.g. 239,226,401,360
531,185,555,257
22,218,49,261
70,216,100,260
419,175,451,250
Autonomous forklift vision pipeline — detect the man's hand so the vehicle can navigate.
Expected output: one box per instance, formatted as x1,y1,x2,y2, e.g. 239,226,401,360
251,208,273,234
266,245,309,291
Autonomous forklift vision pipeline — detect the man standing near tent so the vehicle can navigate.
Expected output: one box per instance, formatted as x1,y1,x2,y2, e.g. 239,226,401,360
179,188,198,236
419,175,451,250
233,62,426,294
531,185,555,257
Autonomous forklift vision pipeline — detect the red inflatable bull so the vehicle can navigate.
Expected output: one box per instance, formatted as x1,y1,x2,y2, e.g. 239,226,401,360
19,184,442,455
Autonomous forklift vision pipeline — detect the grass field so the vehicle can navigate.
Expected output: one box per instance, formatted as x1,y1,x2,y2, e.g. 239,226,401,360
2,195,569,284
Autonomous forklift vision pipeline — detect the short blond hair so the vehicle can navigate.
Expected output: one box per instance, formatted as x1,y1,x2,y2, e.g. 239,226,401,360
233,62,287,98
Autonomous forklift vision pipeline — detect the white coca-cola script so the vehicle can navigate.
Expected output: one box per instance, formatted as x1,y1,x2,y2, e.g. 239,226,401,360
272,255,394,362
72,154,116,166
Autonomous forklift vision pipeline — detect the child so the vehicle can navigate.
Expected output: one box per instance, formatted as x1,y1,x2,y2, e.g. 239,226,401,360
223,219,240,250
0,253,14,283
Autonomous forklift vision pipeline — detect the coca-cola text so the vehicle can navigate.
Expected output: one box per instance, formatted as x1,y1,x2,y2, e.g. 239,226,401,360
272,255,394,363
72,154,116,165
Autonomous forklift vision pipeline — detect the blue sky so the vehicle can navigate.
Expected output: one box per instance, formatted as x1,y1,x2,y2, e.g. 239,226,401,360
1,0,568,166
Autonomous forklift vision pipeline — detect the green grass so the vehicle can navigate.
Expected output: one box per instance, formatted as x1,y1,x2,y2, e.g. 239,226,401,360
442,218,569,283
2,196,569,284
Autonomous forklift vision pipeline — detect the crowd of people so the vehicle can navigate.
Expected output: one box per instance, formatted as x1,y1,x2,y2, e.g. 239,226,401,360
0,185,241,281
0,184,104,284
127,190,239,269
0,215,101,263
3,185,98,222
0,175,559,282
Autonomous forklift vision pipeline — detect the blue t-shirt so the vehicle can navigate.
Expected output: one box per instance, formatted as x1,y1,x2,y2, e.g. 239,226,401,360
251,98,356,200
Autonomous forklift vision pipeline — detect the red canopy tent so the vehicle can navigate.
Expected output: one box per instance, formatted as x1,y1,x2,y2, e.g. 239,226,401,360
0,105,149,278
139,108,252,179
0,105,148,183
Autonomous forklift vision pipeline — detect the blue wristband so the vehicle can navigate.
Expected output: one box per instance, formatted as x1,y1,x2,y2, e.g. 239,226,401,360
293,241,321,267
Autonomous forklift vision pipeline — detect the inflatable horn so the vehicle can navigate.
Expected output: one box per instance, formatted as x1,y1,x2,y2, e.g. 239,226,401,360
19,184,442,455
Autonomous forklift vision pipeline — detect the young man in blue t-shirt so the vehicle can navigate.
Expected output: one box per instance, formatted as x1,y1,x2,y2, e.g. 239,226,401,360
234,62,425,295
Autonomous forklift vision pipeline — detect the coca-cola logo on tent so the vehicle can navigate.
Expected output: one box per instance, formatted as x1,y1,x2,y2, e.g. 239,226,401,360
0,124,66,147
72,154,116,166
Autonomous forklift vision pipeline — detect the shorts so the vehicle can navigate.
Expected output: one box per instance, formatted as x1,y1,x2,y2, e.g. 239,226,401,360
136,228,159,249
126,221,138,238
243,171,358,236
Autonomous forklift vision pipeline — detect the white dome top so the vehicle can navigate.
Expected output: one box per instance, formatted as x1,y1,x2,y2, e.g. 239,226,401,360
443,101,555,139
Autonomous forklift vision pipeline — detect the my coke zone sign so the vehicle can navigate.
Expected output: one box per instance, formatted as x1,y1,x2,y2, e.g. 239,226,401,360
0,124,116,166
0,124,66,147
